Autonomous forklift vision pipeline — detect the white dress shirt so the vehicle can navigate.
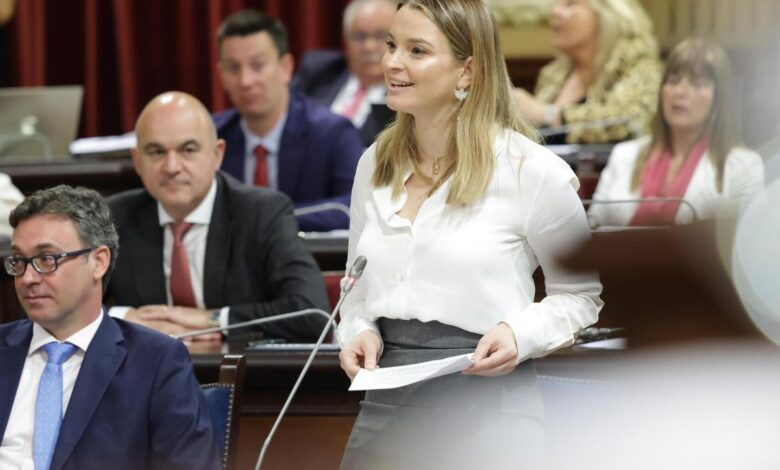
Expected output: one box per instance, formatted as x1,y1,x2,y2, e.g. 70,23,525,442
330,75,386,128
240,112,287,188
0,313,103,470
337,129,603,362
109,180,229,326
588,136,766,226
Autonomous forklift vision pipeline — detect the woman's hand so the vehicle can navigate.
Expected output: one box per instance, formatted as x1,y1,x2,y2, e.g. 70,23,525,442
339,330,383,380
463,322,520,377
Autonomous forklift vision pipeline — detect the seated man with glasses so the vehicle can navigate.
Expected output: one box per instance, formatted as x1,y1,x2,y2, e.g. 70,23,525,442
291,0,396,147
0,185,220,470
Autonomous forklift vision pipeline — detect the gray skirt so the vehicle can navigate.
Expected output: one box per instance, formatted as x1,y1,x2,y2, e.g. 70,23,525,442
340,319,545,470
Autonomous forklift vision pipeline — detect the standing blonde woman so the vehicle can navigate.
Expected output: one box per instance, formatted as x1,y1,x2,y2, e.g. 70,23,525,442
514,0,661,144
589,38,765,227
337,0,603,467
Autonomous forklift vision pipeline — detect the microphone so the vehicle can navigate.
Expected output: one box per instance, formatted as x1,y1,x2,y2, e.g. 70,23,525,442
539,116,642,139
172,308,333,340
584,197,699,227
342,255,367,294
255,255,367,470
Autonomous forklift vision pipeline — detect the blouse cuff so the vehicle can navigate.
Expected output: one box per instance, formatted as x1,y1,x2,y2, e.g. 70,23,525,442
503,305,558,362
504,303,573,362
337,317,381,348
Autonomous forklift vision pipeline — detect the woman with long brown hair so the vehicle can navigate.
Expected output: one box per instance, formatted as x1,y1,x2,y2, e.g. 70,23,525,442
589,38,765,227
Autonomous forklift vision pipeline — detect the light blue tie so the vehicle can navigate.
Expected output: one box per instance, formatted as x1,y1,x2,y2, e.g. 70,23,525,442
34,342,77,470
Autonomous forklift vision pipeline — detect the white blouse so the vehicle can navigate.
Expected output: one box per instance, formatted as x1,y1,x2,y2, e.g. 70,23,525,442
337,129,603,362
588,136,766,227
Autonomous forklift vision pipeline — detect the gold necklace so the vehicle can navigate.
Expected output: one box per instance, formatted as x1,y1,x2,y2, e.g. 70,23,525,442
419,149,448,177
432,156,442,175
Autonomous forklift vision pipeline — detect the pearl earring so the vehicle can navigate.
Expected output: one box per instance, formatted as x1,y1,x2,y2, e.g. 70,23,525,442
454,88,469,101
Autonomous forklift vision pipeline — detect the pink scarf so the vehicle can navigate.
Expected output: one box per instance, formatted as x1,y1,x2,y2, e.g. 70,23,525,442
630,137,709,226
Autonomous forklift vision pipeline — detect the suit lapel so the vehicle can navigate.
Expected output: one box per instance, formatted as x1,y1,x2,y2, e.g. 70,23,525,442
203,175,234,308
0,321,33,439
277,95,307,200
50,313,126,470
129,201,167,304
217,110,247,181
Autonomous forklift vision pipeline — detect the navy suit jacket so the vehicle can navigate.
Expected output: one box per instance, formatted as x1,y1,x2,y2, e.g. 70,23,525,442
106,172,330,342
291,49,389,147
0,314,220,470
213,93,364,232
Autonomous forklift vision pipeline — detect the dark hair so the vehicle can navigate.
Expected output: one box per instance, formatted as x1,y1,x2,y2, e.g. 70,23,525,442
216,9,289,56
9,185,119,291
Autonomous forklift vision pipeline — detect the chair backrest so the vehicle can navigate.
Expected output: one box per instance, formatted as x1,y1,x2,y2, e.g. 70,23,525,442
201,355,246,470
322,270,344,310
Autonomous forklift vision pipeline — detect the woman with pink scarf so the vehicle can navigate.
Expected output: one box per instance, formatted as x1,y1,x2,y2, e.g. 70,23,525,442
588,38,764,227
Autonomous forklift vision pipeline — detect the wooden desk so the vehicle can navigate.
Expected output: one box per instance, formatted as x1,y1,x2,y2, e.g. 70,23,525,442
565,222,760,347
0,146,613,199
188,342,619,470
190,344,356,470
0,157,141,195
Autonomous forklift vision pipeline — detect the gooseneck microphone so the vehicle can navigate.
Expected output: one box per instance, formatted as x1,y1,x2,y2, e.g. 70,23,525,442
584,197,700,225
255,256,367,470
172,308,334,340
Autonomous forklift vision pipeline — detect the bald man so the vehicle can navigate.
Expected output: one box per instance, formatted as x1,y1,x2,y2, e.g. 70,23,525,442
105,92,329,342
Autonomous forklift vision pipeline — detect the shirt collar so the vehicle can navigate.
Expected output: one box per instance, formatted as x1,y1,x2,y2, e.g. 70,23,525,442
28,310,104,357
240,110,288,155
157,178,218,227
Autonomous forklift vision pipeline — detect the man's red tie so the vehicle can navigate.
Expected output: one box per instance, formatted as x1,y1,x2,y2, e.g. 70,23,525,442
170,222,197,308
342,85,366,119
254,145,269,187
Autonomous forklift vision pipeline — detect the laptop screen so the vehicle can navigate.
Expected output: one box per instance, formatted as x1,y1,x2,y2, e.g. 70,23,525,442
0,85,84,160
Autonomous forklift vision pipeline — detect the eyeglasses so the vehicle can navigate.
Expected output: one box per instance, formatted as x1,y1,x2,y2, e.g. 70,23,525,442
348,32,388,44
3,248,94,277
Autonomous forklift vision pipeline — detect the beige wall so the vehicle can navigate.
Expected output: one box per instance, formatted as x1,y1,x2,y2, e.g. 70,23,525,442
499,0,780,57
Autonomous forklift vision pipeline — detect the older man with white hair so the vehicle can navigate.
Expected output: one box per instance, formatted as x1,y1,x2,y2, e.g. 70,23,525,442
291,0,396,146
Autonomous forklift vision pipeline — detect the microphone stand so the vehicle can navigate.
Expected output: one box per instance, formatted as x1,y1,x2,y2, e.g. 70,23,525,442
292,202,351,217
255,256,366,470
584,197,700,224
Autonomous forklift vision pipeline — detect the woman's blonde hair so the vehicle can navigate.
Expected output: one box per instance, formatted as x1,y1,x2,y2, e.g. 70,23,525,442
630,38,740,191
556,0,657,72
373,0,537,205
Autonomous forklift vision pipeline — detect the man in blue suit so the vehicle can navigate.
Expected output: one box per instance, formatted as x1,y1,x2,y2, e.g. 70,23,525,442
291,0,396,147
0,185,219,470
214,9,365,232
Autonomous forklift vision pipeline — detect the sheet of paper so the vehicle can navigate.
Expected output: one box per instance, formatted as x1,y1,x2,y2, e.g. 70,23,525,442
69,132,136,155
349,353,474,391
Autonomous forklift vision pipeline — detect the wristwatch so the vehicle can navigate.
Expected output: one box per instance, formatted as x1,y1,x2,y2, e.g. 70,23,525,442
207,310,221,328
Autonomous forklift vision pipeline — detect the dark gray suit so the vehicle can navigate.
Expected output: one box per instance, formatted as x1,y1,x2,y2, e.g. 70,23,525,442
106,172,330,342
